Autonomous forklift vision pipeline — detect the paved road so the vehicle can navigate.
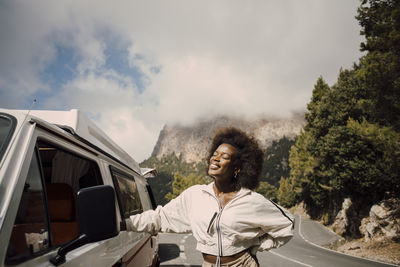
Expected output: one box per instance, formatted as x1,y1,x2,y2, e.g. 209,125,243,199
158,216,398,267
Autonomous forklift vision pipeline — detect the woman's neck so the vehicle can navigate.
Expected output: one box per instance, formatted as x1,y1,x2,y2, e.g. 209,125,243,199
213,181,240,208
213,179,237,194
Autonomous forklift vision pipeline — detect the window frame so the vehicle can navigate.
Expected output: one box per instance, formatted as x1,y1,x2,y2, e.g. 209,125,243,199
109,166,143,219
0,113,17,163
5,145,52,265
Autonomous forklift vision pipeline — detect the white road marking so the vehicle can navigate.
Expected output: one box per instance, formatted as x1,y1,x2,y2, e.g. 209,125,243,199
269,250,314,267
181,235,190,258
262,216,316,267
179,235,190,266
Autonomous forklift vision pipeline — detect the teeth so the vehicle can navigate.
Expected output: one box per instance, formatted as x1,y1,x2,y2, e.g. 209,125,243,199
210,163,219,169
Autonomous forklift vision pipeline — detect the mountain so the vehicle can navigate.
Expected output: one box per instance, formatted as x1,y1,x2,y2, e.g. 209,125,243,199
151,113,305,163
144,113,305,206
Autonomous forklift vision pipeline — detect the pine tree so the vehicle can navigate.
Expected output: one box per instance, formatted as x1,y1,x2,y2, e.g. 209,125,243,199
356,0,400,130
256,181,278,203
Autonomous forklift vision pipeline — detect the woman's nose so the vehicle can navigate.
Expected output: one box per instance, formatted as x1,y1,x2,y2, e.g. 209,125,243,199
211,154,220,161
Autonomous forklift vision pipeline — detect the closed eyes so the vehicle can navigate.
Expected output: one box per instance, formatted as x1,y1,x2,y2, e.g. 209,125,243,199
212,152,232,159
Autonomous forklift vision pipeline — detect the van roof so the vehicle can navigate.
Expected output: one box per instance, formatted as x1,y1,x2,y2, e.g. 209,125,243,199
5,109,141,174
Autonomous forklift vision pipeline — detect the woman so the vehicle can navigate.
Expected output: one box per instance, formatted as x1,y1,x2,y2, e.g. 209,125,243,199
125,127,295,266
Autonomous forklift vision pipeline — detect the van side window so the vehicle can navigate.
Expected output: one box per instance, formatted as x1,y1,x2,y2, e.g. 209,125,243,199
38,142,103,194
110,167,143,218
6,149,49,265
37,141,103,246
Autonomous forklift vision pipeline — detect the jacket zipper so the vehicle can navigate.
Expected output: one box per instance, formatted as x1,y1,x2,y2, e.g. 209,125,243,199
216,202,223,266
209,191,244,267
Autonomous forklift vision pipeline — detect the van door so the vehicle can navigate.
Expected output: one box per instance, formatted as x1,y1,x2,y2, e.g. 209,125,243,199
3,138,116,266
3,130,159,267
3,136,124,267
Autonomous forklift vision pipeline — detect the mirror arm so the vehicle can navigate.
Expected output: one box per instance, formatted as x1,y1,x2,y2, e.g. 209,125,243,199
120,220,127,231
50,234,88,266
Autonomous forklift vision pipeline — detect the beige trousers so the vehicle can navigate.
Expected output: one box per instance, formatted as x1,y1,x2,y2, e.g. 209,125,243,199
202,252,259,267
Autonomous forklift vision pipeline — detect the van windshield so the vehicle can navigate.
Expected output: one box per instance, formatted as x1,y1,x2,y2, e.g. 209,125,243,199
0,113,17,162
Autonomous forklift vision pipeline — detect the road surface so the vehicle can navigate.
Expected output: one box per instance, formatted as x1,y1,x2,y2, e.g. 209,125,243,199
158,216,398,267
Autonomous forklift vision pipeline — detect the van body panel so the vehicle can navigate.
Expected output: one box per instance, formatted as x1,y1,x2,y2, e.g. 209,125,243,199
121,233,156,267
0,109,158,267
4,232,154,267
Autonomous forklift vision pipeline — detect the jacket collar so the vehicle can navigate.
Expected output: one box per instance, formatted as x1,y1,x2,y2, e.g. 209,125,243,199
202,182,251,198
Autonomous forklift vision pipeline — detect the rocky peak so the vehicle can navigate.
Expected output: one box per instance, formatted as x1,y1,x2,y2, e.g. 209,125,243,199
151,114,305,163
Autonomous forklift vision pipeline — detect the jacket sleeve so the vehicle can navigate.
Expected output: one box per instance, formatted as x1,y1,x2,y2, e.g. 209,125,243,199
253,197,295,251
125,187,193,234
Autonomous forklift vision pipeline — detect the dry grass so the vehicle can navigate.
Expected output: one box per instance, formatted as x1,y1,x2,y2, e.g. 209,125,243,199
327,238,400,266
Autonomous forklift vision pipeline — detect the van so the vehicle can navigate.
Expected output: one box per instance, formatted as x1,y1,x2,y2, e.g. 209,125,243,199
0,109,159,266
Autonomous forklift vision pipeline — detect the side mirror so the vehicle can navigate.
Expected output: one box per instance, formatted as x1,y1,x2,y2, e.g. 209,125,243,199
50,185,119,266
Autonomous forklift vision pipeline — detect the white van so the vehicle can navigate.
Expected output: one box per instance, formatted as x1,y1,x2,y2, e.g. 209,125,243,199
0,109,159,267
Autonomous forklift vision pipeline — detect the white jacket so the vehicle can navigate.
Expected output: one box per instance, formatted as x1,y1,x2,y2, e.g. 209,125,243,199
126,182,294,256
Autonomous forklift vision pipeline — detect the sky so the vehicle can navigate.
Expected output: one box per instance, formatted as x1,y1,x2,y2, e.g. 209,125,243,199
0,0,364,162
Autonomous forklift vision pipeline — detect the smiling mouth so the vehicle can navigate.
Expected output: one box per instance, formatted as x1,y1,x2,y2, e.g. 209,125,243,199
209,163,220,170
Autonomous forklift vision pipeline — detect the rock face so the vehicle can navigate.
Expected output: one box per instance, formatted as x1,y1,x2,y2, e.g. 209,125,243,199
332,198,352,236
332,197,400,241
151,114,305,163
359,198,400,242
332,198,360,237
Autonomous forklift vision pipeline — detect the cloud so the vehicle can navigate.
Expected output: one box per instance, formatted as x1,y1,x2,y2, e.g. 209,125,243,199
0,0,363,161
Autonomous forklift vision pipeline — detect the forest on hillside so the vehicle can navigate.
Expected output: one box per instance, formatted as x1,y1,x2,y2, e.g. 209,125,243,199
142,0,400,235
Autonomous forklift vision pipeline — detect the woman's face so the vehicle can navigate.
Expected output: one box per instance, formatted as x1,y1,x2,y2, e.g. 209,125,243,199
208,143,237,182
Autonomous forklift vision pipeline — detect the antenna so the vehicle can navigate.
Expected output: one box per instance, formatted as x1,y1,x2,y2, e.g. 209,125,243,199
26,98,37,116
21,98,37,126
